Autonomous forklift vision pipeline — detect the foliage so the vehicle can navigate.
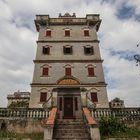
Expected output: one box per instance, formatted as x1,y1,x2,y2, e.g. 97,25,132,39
99,116,127,136
99,116,140,139
8,101,29,108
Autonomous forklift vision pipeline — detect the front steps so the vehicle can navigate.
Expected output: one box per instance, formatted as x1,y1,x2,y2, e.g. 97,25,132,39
53,119,91,140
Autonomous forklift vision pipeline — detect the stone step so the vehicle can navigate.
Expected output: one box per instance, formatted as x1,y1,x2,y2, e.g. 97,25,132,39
56,122,85,125
53,128,88,133
56,119,84,123
53,138,90,139
53,118,91,140
53,134,90,139
54,124,87,129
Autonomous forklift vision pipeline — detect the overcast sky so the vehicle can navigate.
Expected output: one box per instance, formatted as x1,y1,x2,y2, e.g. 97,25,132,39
0,0,140,107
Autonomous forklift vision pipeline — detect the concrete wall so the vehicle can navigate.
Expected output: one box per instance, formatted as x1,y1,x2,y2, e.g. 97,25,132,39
0,119,44,134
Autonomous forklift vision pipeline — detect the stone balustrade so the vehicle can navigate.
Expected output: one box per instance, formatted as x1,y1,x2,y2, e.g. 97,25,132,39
0,108,49,119
0,108,140,121
91,108,140,121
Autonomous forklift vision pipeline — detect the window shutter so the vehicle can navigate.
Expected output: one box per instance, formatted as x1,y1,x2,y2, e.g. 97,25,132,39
88,67,95,76
40,92,47,102
46,30,51,36
43,67,48,76
90,92,98,102
84,30,89,36
65,68,71,76
65,30,70,36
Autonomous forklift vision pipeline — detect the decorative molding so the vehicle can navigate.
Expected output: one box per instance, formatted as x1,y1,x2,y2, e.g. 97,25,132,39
30,82,107,87
33,60,104,63
36,40,100,43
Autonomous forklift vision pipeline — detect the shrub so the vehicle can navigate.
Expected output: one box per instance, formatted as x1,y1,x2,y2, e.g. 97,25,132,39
99,116,127,136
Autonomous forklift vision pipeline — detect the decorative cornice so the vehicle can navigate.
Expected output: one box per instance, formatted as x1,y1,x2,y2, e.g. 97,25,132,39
30,82,107,87
33,59,104,63
36,40,100,43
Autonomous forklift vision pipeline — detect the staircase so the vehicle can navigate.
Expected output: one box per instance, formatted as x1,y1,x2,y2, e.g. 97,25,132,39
53,119,91,140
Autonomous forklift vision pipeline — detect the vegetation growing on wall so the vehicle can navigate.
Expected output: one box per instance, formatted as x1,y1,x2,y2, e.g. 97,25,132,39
8,101,29,108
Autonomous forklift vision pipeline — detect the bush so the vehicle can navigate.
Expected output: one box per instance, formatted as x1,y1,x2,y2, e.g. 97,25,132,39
99,116,127,136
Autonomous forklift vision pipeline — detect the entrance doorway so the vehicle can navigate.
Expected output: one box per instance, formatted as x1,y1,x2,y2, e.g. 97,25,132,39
64,97,73,119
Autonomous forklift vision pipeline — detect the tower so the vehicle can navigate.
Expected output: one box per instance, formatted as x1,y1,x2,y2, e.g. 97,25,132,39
29,13,109,119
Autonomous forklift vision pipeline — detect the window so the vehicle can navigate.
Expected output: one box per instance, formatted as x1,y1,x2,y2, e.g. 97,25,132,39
84,30,89,36
65,67,71,76
42,67,49,76
46,30,51,37
84,46,93,55
65,30,70,36
63,46,72,54
88,67,95,77
40,92,47,102
42,46,50,54
90,92,98,102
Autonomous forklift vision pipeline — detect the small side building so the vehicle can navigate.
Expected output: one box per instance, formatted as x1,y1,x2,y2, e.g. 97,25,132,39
7,91,30,108
109,97,125,108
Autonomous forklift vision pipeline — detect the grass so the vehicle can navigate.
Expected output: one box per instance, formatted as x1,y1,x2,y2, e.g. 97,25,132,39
0,131,43,140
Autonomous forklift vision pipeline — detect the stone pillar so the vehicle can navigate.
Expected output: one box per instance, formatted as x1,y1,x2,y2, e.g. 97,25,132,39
52,91,58,107
90,126,101,140
44,125,53,140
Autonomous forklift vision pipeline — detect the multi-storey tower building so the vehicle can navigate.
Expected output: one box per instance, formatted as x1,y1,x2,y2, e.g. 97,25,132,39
29,13,109,119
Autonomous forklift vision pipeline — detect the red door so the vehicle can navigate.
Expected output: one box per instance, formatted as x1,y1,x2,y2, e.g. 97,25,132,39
64,97,73,119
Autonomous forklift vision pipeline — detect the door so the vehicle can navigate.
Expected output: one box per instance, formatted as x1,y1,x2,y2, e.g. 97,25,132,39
64,97,73,118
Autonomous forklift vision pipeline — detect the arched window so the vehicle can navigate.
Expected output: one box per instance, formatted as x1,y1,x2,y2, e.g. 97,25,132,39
41,64,51,77
64,64,73,76
86,64,96,77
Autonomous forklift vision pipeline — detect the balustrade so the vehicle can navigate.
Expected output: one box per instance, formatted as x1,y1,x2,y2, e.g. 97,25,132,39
0,108,49,119
91,108,140,121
